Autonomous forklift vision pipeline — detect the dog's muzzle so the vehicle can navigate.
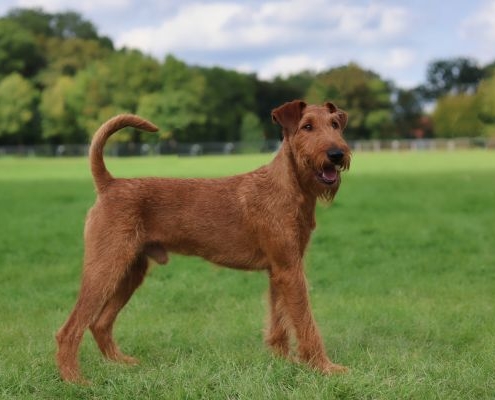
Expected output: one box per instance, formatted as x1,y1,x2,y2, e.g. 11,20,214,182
316,148,347,185
327,149,344,164
317,165,341,185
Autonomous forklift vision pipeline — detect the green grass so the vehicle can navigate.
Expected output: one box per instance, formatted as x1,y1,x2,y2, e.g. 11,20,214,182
0,151,494,399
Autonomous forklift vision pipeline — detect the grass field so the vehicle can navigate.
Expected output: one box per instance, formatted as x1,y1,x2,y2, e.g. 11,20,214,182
0,150,494,399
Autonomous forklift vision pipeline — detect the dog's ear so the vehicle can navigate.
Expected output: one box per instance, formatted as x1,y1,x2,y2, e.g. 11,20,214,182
272,100,307,138
325,102,338,113
325,102,348,129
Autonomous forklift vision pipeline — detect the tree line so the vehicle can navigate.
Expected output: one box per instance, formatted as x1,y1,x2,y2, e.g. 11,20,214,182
1,7,494,146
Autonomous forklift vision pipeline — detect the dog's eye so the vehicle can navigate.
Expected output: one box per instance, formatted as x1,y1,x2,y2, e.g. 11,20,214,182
302,124,313,131
331,121,340,129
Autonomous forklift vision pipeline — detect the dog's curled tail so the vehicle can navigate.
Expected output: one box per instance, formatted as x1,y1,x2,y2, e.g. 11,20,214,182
90,114,159,192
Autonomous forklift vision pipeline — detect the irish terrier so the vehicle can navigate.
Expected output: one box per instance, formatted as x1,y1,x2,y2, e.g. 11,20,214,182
56,100,351,383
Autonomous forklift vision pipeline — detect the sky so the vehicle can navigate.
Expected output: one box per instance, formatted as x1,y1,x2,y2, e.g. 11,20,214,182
1,0,495,88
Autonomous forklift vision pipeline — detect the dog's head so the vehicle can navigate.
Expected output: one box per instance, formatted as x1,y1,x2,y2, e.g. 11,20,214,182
272,100,351,200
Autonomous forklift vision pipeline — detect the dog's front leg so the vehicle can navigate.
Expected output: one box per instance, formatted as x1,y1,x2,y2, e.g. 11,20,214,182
265,274,290,357
270,264,347,374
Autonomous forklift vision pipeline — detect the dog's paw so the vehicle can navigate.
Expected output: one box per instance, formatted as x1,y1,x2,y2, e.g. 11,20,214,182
60,371,92,386
118,354,140,365
320,362,349,375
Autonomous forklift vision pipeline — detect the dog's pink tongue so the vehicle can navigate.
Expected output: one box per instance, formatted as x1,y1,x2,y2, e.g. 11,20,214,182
323,166,338,182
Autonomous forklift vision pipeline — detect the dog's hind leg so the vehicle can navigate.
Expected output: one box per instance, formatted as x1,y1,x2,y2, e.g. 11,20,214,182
56,239,140,383
90,253,149,364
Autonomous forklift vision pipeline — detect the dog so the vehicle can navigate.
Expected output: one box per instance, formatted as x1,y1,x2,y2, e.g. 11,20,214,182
55,100,351,383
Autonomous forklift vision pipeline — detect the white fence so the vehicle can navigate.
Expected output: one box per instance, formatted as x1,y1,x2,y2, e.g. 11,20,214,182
0,137,493,157
351,137,494,152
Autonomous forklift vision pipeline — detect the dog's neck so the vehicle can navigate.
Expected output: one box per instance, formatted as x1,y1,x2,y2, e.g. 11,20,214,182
268,141,318,211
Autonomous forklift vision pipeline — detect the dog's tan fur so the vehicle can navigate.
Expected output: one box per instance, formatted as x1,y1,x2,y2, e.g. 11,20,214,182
55,100,351,383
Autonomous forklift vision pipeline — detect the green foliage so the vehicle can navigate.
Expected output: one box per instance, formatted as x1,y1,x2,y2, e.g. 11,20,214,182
476,75,495,136
421,57,484,99
138,91,207,142
393,89,423,137
364,109,395,139
0,73,40,144
40,76,84,143
5,7,52,36
49,11,99,40
0,19,45,79
1,152,494,398
430,68,495,138
66,63,117,137
254,77,305,140
306,64,393,139
136,56,208,142
64,50,162,142
1,7,495,145
432,94,484,137
200,67,257,142
6,7,112,45
240,112,263,143
38,37,111,85
162,55,201,93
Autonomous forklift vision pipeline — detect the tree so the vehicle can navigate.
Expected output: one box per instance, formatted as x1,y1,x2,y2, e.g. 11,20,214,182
6,8,113,48
240,112,263,143
5,8,52,37
432,94,483,137
137,91,207,143
393,88,423,137
0,73,40,144
108,50,162,109
161,55,200,92
38,37,111,86
137,56,208,142
306,63,393,139
482,61,495,77
66,50,162,140
0,20,45,79
278,71,316,96
420,57,484,100
40,76,84,143
475,75,495,136
254,77,305,140
51,11,98,39
200,66,257,142
365,110,395,139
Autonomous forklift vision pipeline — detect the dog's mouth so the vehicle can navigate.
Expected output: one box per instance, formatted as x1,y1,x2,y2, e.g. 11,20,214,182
316,164,343,185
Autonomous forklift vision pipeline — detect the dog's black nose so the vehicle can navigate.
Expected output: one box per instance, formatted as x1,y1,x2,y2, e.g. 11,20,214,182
327,149,344,164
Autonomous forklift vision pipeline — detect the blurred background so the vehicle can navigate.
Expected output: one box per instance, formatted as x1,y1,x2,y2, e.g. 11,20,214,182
0,0,494,155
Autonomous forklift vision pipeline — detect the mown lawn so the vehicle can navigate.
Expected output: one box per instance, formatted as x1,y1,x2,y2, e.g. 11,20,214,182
0,151,494,399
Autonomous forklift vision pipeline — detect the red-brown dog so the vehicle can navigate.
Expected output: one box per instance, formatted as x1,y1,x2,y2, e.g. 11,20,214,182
56,100,351,383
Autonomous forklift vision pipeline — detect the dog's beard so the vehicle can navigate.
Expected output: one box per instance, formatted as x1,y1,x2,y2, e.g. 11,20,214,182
289,147,343,202
318,180,340,202
294,157,340,201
